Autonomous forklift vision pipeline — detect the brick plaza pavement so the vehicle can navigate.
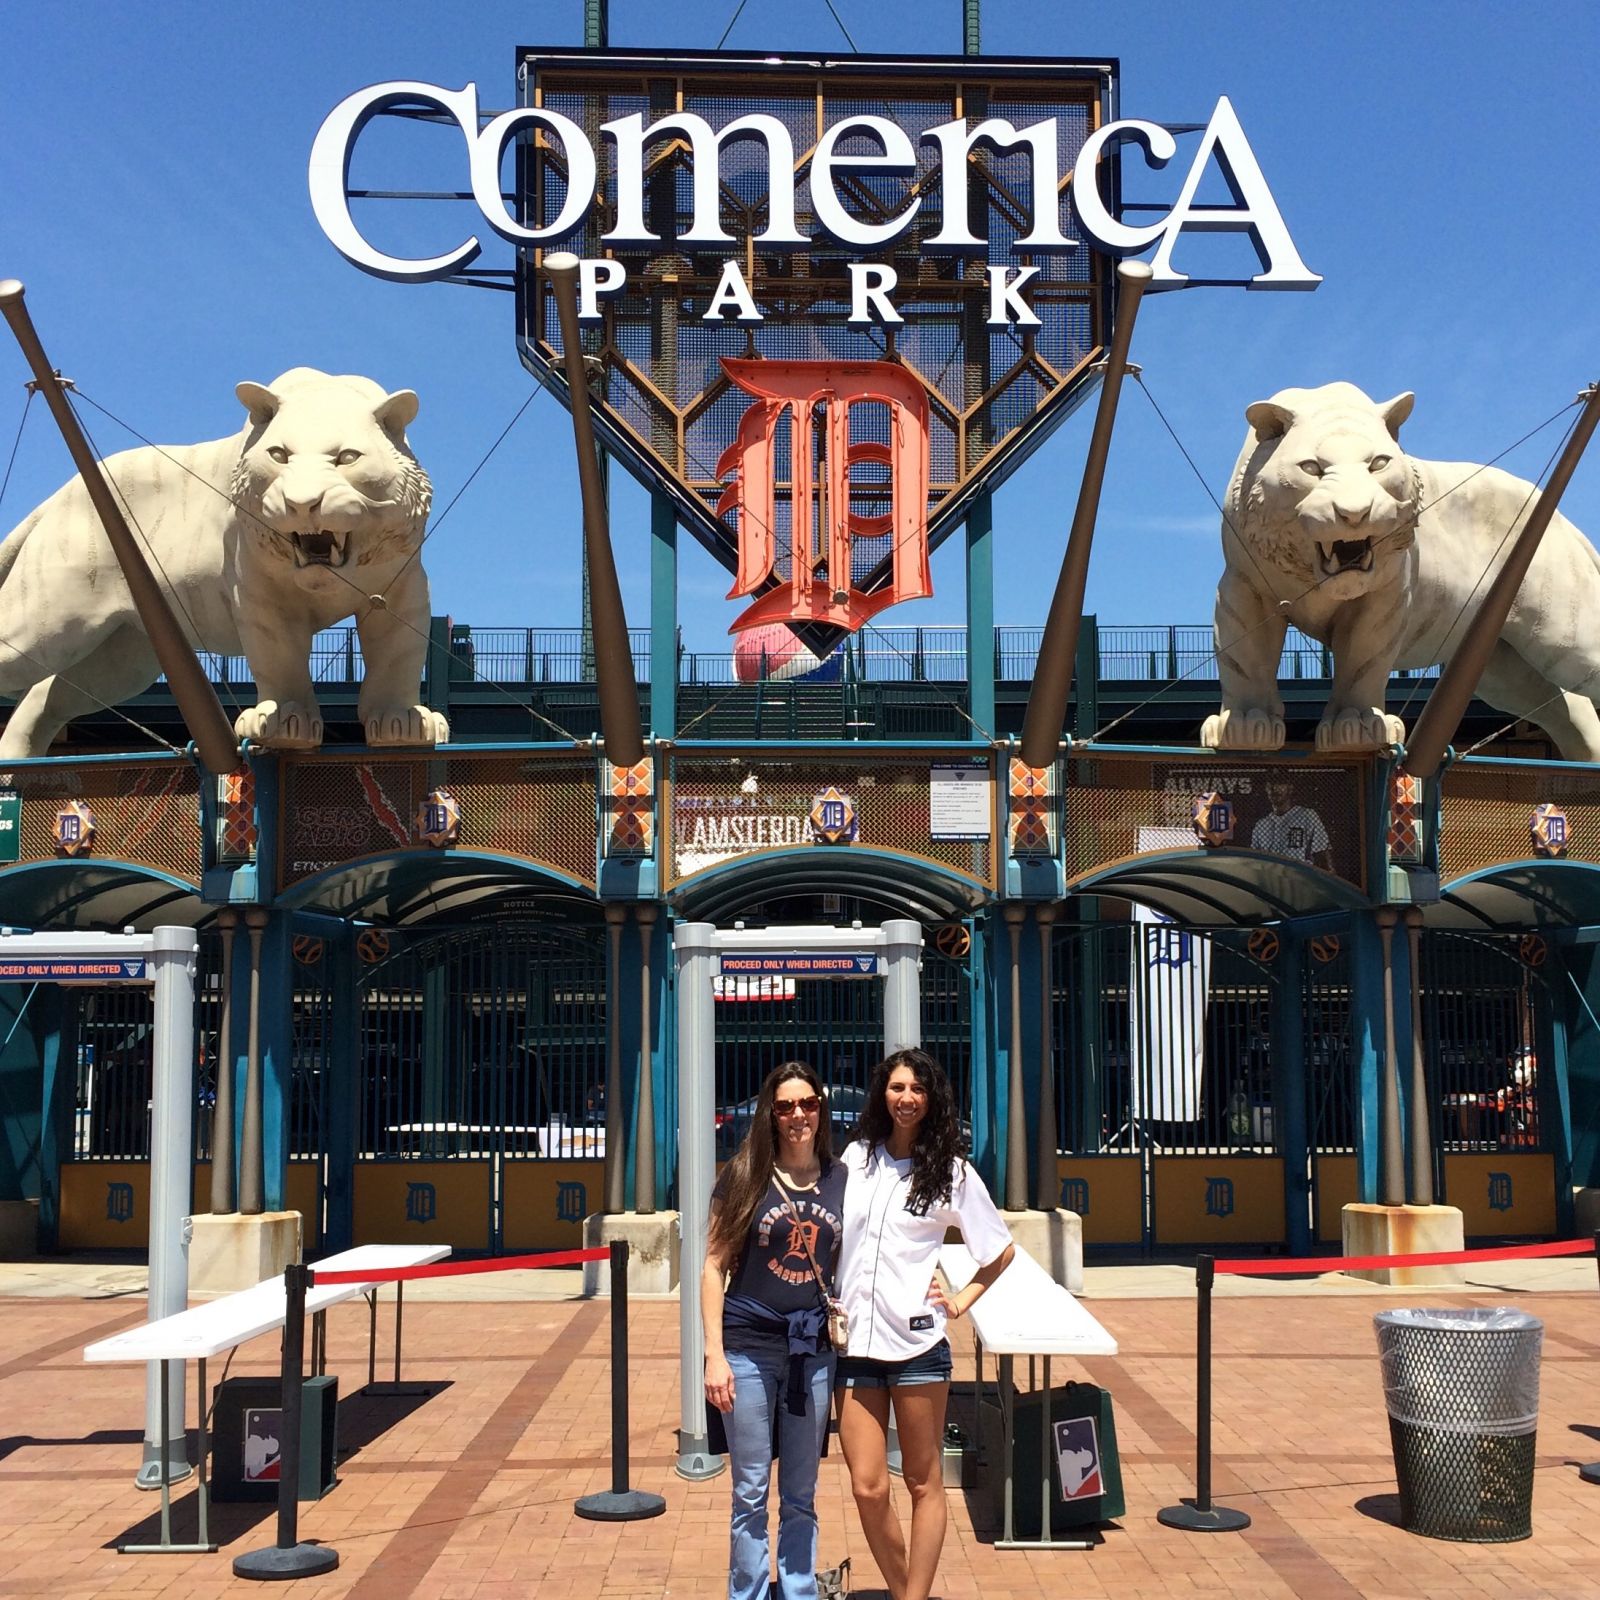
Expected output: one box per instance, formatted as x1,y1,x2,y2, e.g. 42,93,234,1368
3,1270,1600,1599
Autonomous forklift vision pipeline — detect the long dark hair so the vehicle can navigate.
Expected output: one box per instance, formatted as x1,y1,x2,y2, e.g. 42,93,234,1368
857,1047,967,1215
708,1061,833,1264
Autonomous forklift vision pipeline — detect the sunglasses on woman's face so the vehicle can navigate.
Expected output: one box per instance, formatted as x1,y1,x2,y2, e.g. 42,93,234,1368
774,1095,821,1118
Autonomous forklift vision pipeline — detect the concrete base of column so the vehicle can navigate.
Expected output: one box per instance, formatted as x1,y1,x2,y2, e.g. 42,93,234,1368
1000,1207,1083,1292
582,1211,681,1296
186,1210,302,1295
1340,1202,1464,1285
0,1199,39,1259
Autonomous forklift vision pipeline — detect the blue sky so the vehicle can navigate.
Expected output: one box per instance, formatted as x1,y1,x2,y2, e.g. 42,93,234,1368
2,0,1598,661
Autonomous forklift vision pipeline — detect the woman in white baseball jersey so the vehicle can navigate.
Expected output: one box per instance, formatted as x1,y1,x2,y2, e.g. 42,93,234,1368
834,1048,1014,1600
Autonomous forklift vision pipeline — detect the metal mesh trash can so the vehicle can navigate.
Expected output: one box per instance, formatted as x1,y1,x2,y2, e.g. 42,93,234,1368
1374,1307,1542,1542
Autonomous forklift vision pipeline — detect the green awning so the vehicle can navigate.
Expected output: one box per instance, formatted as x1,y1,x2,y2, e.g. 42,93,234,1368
1067,847,1369,927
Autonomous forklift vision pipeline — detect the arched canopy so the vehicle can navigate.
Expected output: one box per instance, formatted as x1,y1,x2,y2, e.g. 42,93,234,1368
276,850,596,927
670,847,987,925
1066,847,1369,927
0,860,207,932
1426,860,1600,932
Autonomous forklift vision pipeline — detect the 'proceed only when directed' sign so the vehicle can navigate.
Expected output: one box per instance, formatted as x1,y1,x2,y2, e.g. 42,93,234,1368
718,953,881,979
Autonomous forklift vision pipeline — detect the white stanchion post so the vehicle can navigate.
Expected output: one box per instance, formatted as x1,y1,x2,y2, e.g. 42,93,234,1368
675,922,723,1479
137,926,198,1489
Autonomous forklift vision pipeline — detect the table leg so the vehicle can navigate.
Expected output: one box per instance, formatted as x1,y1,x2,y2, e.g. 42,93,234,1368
196,1355,214,1551
157,1362,172,1547
1000,1353,1015,1545
367,1290,377,1390
394,1282,403,1383
1040,1356,1052,1542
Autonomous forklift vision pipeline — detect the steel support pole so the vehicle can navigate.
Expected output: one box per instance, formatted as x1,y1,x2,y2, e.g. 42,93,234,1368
634,905,658,1214
1033,904,1059,1211
0,281,238,773
1018,261,1154,767
881,919,923,1054
1404,383,1600,779
604,904,627,1213
545,254,643,767
1002,903,1028,1210
1376,909,1405,1206
208,909,238,1214
238,908,268,1215
1403,907,1434,1205
674,923,723,1479
137,927,198,1490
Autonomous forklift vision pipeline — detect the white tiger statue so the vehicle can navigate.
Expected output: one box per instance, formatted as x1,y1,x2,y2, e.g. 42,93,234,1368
1201,380,1600,761
0,366,449,756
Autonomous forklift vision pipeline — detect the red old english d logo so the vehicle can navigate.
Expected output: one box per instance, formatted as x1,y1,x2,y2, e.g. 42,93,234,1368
717,359,931,632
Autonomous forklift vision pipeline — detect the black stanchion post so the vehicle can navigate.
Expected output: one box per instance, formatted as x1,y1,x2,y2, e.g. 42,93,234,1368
575,1240,666,1521
1158,1255,1250,1532
234,1264,340,1579
1580,1231,1600,1485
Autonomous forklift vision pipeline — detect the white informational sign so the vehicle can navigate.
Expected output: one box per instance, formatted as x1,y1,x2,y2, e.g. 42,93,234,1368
930,764,992,840
713,974,797,1003
1129,827,1210,1123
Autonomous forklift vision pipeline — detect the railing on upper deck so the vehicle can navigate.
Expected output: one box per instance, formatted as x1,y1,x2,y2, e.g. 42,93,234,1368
191,623,1450,690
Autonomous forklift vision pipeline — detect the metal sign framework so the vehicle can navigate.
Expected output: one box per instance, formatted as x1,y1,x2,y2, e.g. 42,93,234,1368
513,49,1117,637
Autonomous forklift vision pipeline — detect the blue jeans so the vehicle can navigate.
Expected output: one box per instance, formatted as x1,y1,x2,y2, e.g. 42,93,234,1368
725,1346,835,1600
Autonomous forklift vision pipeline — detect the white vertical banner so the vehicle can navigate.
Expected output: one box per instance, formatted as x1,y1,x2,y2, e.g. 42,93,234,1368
1130,828,1211,1122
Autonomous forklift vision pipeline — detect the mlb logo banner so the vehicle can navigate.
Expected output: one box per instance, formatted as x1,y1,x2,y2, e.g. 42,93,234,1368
1053,1417,1104,1502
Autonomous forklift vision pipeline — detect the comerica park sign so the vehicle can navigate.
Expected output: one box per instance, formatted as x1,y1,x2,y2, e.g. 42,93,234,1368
310,49,1318,640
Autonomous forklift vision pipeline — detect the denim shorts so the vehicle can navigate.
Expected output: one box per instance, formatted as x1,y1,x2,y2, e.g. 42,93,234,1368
835,1338,953,1390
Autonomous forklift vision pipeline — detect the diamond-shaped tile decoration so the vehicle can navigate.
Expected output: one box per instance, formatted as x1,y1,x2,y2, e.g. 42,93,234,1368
1388,772,1422,861
1007,759,1056,855
808,788,858,846
219,770,258,860
607,758,655,856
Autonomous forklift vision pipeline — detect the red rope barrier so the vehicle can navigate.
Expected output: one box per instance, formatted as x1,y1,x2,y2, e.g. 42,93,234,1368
1213,1236,1595,1277
313,1246,610,1285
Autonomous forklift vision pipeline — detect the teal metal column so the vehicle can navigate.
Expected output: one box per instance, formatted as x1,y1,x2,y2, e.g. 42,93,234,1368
651,494,678,737
257,910,295,1213
421,956,450,1161
0,983,43,1207
1348,914,1385,1204
968,910,998,1188
1269,932,1310,1256
966,493,995,735
34,985,73,1252
1539,952,1576,1235
1562,944,1600,1192
322,925,359,1251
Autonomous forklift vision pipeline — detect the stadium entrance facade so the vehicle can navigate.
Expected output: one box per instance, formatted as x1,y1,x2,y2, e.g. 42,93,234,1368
0,45,1591,1264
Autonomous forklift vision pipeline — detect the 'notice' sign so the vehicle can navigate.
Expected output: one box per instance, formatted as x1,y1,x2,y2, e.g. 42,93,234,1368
718,953,879,979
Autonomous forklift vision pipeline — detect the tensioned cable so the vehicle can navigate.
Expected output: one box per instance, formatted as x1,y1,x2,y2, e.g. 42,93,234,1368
1391,416,1572,728
0,621,185,755
0,389,35,518
1083,383,1582,746
70,388,582,744
714,0,753,48
68,396,248,721
818,0,863,52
